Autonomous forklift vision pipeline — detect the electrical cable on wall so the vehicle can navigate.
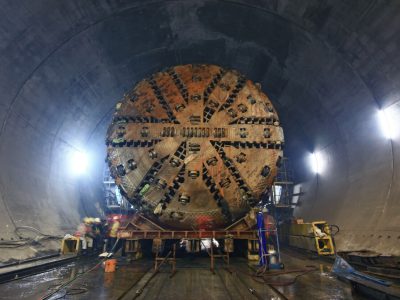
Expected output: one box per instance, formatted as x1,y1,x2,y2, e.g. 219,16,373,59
0,226,62,248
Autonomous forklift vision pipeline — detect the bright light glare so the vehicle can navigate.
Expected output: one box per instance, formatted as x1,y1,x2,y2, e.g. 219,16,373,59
310,151,324,174
70,151,88,175
273,185,282,203
378,109,395,139
200,238,219,250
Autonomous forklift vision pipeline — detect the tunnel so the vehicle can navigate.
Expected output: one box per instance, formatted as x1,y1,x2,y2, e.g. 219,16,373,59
0,1,399,299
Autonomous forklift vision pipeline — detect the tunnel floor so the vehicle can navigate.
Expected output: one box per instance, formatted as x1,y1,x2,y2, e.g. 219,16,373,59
0,250,368,300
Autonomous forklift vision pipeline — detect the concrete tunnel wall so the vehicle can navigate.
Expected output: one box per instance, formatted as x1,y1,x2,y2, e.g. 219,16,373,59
0,0,399,261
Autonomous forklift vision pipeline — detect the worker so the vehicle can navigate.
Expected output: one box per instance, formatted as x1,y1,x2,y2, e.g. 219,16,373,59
261,208,282,268
76,217,94,254
108,215,120,251
103,215,125,257
262,208,276,239
92,217,105,252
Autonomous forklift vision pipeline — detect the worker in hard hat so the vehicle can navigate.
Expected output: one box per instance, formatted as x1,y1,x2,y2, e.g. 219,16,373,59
76,217,94,254
99,215,128,258
92,218,105,252
99,215,125,257
109,215,121,249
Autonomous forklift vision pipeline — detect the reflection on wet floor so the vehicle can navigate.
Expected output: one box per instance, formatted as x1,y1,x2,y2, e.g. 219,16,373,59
0,258,152,300
0,252,370,300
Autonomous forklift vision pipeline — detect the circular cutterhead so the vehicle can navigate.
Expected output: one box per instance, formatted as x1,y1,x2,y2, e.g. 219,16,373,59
106,64,284,229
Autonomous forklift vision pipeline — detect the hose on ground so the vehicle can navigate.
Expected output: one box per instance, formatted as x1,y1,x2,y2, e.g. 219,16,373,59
238,264,318,287
47,283,88,300
325,224,340,236
40,238,120,300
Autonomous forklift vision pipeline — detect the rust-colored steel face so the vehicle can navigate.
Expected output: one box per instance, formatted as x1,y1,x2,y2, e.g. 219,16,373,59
106,64,284,229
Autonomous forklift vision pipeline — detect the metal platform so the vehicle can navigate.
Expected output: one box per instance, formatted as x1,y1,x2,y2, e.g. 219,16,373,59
119,229,258,240
118,213,259,240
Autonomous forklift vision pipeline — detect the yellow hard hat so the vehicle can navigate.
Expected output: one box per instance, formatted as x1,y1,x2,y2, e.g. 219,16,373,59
83,217,90,224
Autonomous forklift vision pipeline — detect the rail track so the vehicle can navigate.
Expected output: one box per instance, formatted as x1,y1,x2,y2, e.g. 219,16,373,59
222,265,290,300
116,265,156,300
116,260,291,300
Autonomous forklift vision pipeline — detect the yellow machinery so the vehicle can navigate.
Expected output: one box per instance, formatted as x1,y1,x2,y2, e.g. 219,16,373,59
282,220,335,255
61,236,80,254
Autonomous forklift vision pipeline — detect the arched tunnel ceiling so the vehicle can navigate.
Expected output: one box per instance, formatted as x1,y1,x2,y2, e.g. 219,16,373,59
0,0,399,260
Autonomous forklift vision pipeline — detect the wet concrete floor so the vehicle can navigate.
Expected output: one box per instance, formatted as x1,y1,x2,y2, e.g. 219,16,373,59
0,251,369,300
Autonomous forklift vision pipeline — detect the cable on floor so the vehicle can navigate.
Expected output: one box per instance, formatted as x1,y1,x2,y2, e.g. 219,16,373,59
237,264,318,287
40,238,120,300
47,282,88,300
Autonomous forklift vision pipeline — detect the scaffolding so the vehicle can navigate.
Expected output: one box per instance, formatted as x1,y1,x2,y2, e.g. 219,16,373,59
271,157,294,207
268,157,299,222
103,165,133,211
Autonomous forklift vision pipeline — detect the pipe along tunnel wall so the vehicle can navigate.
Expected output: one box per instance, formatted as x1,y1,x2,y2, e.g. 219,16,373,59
0,0,399,262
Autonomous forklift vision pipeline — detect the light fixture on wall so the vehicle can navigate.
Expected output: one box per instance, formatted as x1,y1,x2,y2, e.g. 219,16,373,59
70,150,88,175
309,151,324,174
377,108,396,140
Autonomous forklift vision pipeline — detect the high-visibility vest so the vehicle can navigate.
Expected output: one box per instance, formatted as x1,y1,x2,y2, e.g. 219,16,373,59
109,221,120,238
